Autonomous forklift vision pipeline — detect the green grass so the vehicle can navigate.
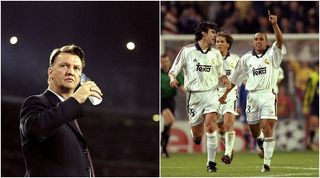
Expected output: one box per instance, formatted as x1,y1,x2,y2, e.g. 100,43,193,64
161,151,319,177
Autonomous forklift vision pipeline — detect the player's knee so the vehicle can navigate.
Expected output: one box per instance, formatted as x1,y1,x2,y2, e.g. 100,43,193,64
205,123,217,133
262,122,273,131
223,122,234,132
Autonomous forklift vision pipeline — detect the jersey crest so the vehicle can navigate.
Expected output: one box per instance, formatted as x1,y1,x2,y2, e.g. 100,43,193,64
211,58,216,65
264,58,270,64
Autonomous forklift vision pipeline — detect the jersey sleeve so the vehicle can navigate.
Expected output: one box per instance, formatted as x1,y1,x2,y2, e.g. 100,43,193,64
278,67,284,82
270,41,287,68
230,54,240,71
230,54,248,86
169,47,186,77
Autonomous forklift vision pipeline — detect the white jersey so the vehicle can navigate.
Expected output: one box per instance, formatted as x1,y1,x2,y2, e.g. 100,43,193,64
169,42,225,92
231,42,286,92
217,53,240,98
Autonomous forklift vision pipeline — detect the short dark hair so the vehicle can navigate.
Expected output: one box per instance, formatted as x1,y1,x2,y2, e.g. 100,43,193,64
49,44,85,67
161,53,169,59
194,21,218,41
217,32,234,50
255,32,268,40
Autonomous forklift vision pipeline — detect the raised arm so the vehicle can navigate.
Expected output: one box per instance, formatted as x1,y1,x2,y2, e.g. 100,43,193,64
268,10,283,48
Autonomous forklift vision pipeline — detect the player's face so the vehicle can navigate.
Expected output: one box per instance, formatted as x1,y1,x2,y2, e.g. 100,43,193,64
253,33,268,54
48,52,83,92
161,56,171,73
216,36,230,54
205,28,217,46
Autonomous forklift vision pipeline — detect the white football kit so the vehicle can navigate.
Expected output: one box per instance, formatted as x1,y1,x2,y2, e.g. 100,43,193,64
217,53,240,123
230,42,287,124
169,42,225,126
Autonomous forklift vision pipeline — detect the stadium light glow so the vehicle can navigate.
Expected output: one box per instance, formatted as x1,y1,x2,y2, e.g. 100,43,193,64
152,114,160,122
126,42,135,50
10,36,18,45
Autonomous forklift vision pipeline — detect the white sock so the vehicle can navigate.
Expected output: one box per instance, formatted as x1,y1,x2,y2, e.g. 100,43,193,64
225,131,235,157
206,131,218,164
263,137,275,166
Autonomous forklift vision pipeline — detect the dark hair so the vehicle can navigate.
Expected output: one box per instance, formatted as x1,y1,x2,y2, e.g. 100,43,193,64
161,53,169,59
49,44,85,68
194,21,218,41
255,32,268,41
217,32,234,50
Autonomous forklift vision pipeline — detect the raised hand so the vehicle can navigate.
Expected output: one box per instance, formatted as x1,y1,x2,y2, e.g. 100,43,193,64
268,10,278,25
72,81,103,104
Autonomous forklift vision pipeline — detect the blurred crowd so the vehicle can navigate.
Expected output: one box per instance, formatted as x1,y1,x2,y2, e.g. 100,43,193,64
161,1,319,34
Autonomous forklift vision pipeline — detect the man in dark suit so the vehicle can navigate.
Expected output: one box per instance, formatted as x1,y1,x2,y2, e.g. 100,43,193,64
20,44,103,177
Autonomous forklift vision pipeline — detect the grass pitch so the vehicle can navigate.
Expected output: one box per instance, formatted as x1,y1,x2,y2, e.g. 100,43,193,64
161,151,319,177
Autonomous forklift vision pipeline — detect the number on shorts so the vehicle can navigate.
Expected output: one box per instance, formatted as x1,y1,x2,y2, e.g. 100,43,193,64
188,108,195,117
247,106,251,113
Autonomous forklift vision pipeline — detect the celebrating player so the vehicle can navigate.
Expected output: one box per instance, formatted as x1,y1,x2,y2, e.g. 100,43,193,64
219,10,286,172
169,21,229,172
215,32,240,164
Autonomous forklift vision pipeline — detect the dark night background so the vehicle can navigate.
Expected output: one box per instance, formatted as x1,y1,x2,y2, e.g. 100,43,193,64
1,1,159,177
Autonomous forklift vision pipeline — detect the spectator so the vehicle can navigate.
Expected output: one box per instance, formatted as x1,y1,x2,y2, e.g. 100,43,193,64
277,84,295,119
161,1,318,34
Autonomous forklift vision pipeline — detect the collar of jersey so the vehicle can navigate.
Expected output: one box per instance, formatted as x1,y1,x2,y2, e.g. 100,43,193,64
195,42,211,54
223,52,230,60
252,45,270,58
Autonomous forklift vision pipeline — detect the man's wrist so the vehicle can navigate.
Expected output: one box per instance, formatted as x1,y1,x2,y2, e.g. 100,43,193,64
168,74,176,82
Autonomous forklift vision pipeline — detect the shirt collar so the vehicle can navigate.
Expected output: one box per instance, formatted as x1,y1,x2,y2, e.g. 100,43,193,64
252,46,269,58
223,52,230,60
47,88,65,102
195,42,211,54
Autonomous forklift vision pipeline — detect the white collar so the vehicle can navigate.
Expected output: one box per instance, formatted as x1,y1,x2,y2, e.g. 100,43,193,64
47,88,65,102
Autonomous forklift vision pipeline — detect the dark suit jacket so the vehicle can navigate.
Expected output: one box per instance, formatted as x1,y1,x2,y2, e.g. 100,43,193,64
20,90,94,177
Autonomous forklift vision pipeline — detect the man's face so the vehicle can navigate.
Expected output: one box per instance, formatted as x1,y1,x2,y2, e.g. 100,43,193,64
48,52,83,92
204,28,217,46
253,33,268,54
161,56,171,73
215,36,229,54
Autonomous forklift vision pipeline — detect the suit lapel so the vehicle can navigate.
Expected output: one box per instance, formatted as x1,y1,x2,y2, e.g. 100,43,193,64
42,90,87,145
43,90,62,107
67,121,87,146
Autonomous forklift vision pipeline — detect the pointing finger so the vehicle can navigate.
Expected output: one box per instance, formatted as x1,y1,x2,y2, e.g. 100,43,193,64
268,10,271,17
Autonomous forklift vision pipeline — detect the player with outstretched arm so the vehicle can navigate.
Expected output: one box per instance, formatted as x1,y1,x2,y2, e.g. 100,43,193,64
219,10,286,172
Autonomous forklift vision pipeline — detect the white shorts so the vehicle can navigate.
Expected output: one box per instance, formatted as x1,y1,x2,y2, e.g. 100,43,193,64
216,91,238,123
186,90,219,127
246,90,277,125
216,97,239,123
